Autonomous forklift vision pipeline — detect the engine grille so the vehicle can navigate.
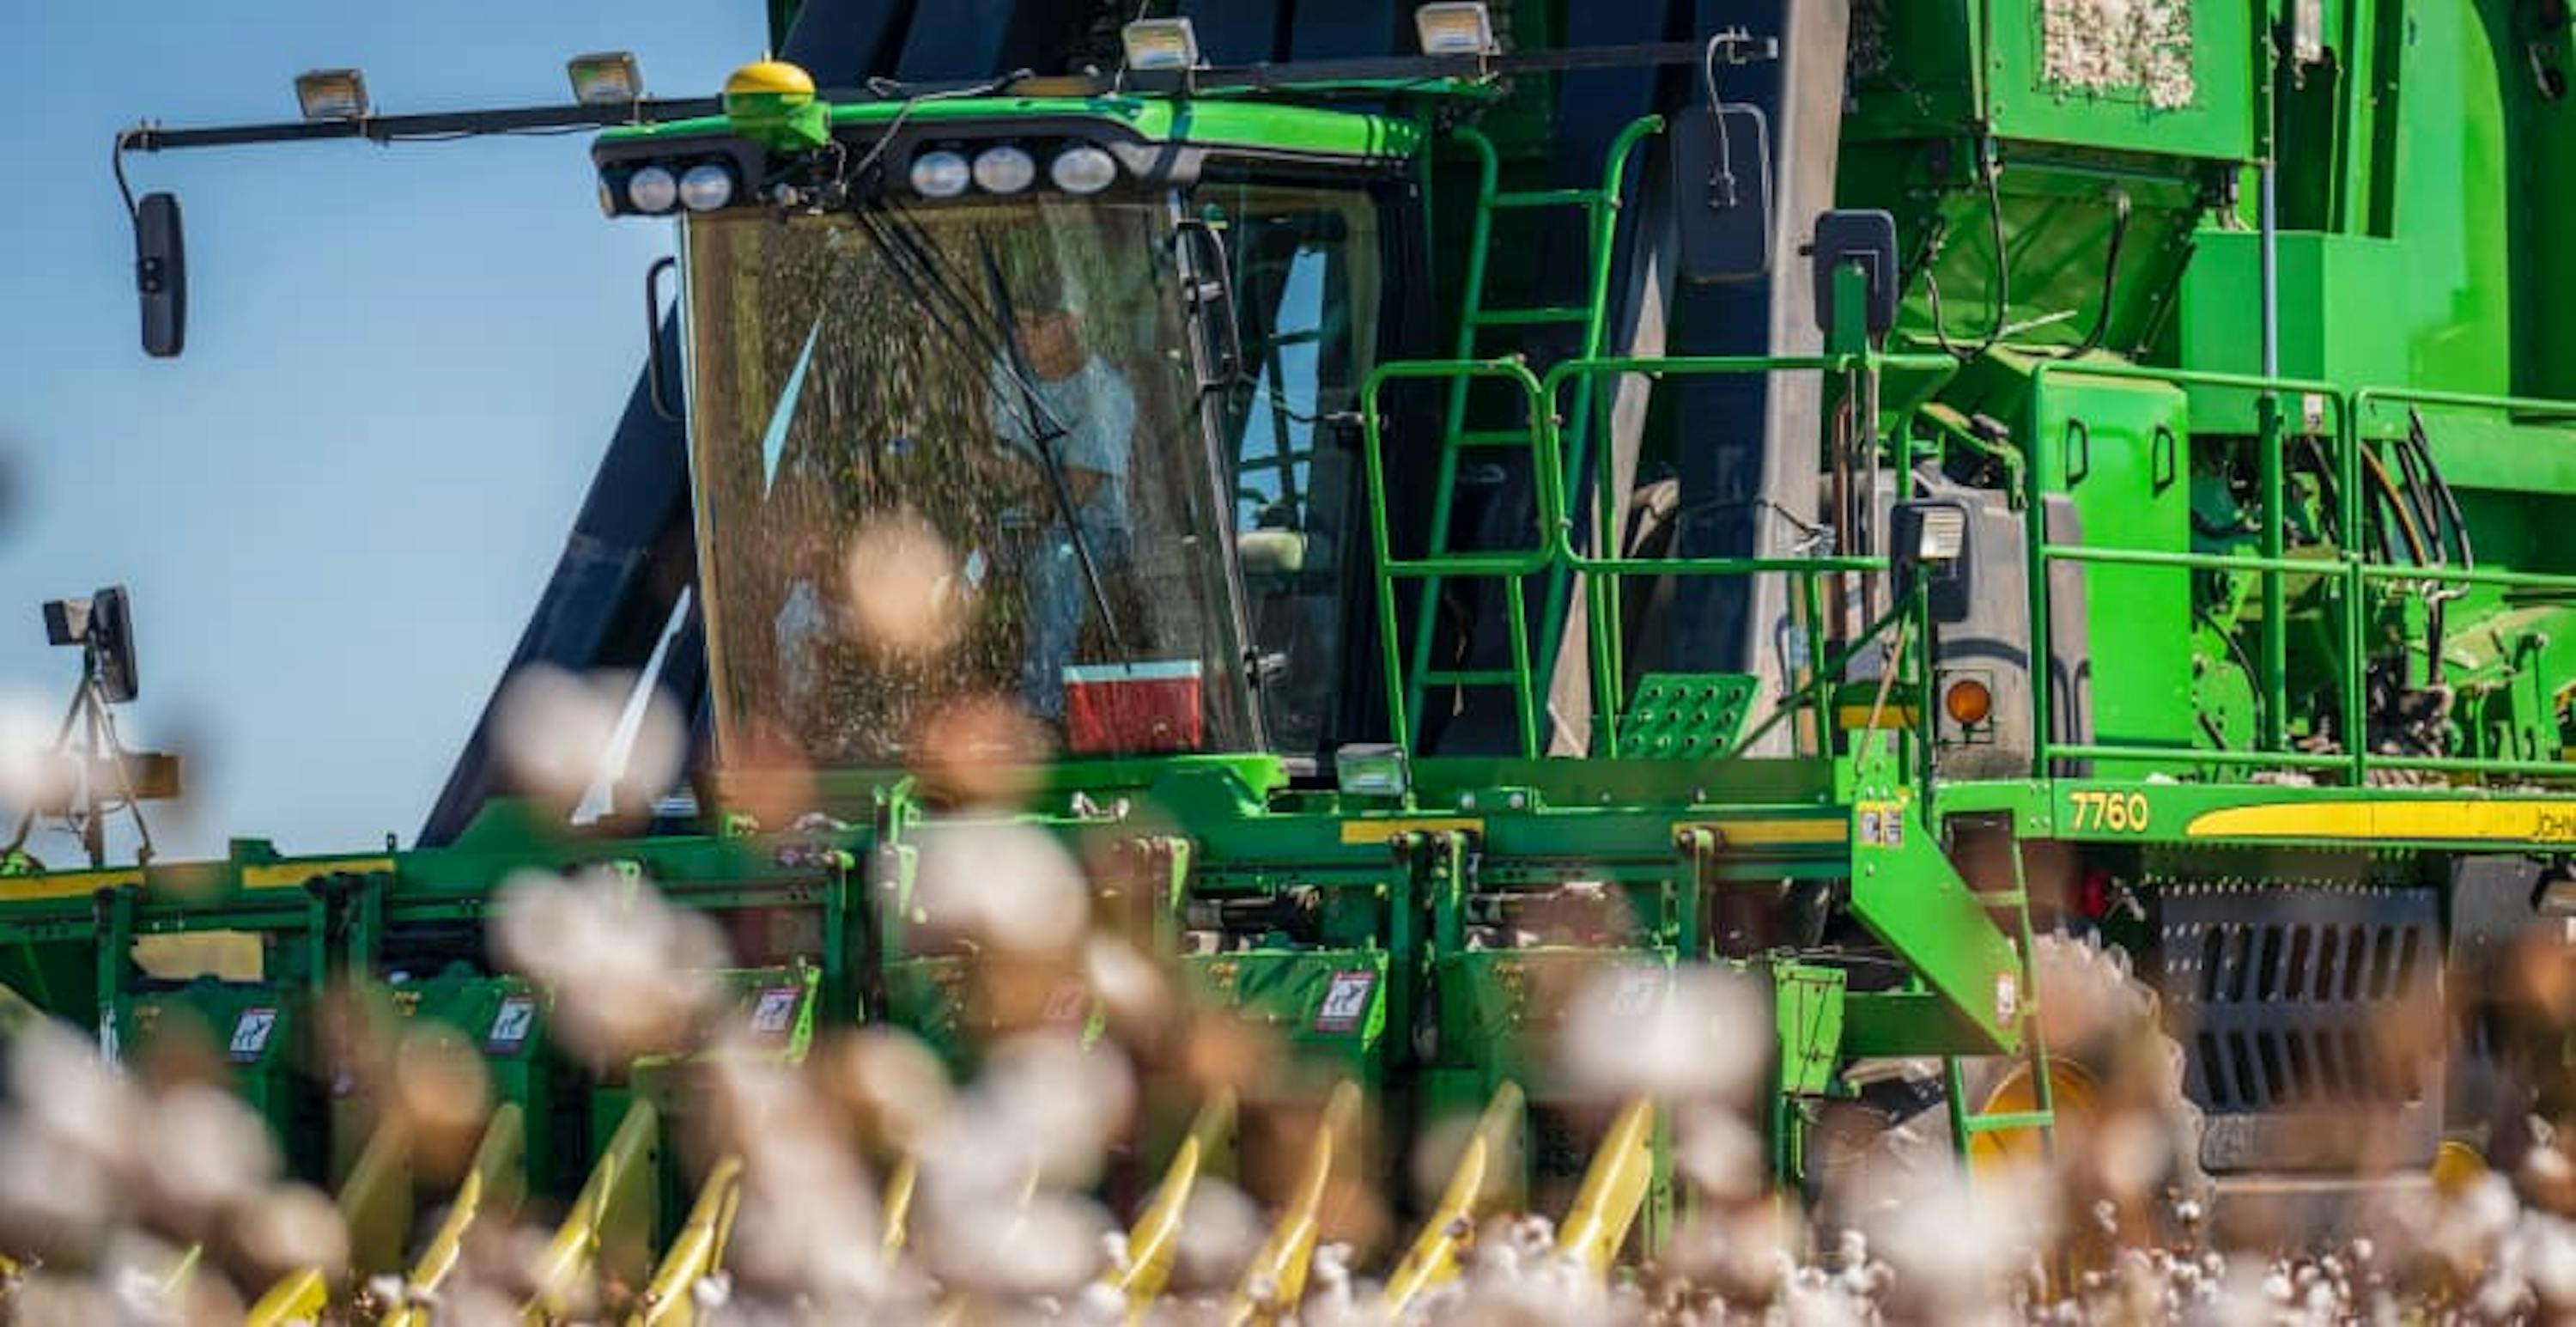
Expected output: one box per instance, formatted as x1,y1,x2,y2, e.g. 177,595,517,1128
2159,884,2443,1172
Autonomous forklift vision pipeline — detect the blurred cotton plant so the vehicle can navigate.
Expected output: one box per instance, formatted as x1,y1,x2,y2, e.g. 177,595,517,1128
0,1023,353,1320
491,866,729,1068
492,663,688,823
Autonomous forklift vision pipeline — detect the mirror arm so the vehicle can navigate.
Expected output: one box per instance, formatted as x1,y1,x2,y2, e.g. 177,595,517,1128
645,256,682,423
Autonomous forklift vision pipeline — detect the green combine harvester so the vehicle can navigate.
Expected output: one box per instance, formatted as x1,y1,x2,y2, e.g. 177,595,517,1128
13,0,2576,1315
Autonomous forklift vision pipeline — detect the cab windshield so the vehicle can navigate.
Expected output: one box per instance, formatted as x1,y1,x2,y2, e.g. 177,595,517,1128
685,199,1249,766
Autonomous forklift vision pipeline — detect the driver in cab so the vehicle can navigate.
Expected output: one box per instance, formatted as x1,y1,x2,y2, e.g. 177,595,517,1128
987,272,1139,720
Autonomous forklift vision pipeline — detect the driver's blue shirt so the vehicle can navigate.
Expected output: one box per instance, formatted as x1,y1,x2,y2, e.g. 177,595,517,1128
988,355,1136,533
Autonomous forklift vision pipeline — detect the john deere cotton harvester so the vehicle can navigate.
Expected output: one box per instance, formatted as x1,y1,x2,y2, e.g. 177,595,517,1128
17,0,2576,1314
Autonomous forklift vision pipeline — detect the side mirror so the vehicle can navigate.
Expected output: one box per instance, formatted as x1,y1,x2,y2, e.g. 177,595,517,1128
135,192,187,358
1891,501,1974,625
86,585,141,703
1672,104,1773,283
1808,209,1900,347
46,585,141,702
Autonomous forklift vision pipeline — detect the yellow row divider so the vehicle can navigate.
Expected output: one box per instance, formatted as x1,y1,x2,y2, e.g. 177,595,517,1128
381,1102,529,1327
629,1155,744,1326
1224,1081,1360,1326
1382,1081,1525,1312
525,1099,660,1320
1101,1090,1237,1318
1553,1095,1656,1280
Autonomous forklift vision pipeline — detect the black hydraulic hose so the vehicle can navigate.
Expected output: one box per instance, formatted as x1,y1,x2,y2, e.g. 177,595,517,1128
1927,142,2011,364
2050,189,2130,361
2406,408,2476,569
2296,435,2343,547
2389,421,2446,565
2358,447,2434,566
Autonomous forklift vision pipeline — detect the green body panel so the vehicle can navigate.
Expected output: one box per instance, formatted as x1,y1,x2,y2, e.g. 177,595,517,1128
382,971,559,1192
1980,1,2255,157
1184,948,1388,1092
2026,367,2199,757
122,981,314,1172
1847,0,2254,159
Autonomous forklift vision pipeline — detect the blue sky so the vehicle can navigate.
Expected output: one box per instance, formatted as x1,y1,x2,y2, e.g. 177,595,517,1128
0,3,759,861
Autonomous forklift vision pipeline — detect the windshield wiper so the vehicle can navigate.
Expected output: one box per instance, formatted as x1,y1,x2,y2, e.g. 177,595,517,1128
847,204,1125,654
975,239,1127,655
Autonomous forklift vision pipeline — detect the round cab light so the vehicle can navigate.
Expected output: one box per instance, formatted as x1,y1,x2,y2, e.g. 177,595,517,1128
1050,145,1119,195
910,149,971,198
1943,677,1993,726
678,163,735,212
625,165,679,214
972,145,1037,194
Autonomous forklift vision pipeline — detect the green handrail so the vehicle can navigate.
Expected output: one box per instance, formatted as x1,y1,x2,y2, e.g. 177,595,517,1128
1531,114,1668,706
1362,357,1555,752
2023,364,2576,786
1404,126,1504,741
1543,353,1955,747
2023,362,2349,776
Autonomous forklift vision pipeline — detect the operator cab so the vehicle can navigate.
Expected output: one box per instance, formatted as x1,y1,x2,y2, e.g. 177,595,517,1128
596,74,1407,776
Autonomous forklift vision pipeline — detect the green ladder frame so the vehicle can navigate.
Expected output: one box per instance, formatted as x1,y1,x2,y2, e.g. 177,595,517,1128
1942,835,2059,1161
1402,116,1665,754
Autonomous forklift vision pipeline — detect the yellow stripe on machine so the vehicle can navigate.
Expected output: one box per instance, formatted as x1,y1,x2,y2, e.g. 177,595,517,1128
2186,799,2576,844
243,855,394,890
0,867,143,901
1673,818,1850,848
1339,817,1483,845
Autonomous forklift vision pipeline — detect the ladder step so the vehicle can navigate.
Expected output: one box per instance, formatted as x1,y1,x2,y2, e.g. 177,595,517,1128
1470,306,1592,328
1977,890,2029,907
1419,670,1521,686
1449,429,1538,449
1487,188,1609,210
1959,1110,2056,1135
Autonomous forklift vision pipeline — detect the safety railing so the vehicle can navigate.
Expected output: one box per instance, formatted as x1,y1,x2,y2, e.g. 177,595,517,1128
1360,351,1959,759
1546,355,1959,752
2026,366,2576,786
1362,358,1558,754
1366,350,2576,786
2022,362,2348,776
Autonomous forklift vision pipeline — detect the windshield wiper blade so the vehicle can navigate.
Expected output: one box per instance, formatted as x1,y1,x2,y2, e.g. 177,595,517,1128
975,237,1127,656
845,204,1126,654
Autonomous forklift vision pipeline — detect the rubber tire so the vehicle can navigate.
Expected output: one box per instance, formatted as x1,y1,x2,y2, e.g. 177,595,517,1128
1810,934,2211,1244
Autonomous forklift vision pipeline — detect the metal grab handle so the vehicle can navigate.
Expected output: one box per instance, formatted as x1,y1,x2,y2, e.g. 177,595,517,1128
2063,417,2092,484
2151,422,2179,490
1172,217,1247,393
645,255,681,423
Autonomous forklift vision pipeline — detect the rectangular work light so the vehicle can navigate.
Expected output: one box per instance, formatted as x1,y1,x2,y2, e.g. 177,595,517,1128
1415,3,1499,56
1121,18,1202,72
293,68,370,121
567,52,645,106
1891,500,1974,625
1335,743,1412,799
1910,503,1967,561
